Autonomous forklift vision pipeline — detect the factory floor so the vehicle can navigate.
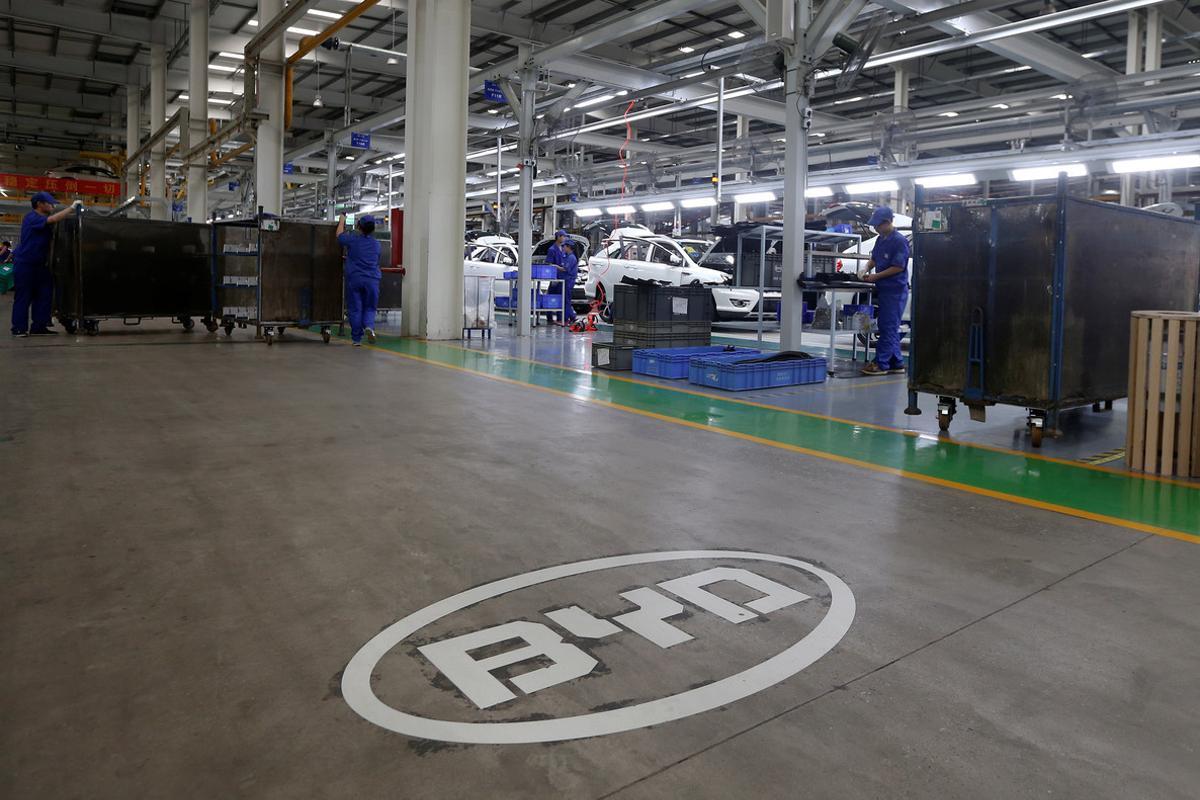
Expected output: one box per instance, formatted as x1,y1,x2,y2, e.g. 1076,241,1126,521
3,303,1199,799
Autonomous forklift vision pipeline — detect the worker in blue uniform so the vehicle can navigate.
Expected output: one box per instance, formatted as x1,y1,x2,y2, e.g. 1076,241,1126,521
545,229,568,323
557,239,579,325
336,213,382,346
11,191,79,337
859,205,910,375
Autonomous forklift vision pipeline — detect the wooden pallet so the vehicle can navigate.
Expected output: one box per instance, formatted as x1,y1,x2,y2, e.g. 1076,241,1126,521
1127,311,1200,477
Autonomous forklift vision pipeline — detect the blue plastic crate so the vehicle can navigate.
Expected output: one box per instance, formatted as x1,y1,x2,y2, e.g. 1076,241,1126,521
537,293,563,309
632,346,760,380
502,266,558,280
688,355,828,391
495,294,513,309
842,303,874,318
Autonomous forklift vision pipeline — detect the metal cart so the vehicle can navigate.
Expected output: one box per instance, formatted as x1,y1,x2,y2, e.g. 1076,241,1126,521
49,212,216,336
908,177,1200,445
214,213,344,345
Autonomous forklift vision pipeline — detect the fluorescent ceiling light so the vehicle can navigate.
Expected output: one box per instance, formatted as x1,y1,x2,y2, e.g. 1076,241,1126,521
616,90,628,96
1110,154,1200,173
845,180,899,194
1010,163,1087,180
209,64,237,73
832,96,864,105
487,109,499,114
641,201,675,212
938,111,959,117
679,46,695,54
606,205,636,214
727,31,746,39
307,9,341,19
734,191,775,204
991,103,1010,109
575,94,615,108
246,20,319,35
575,207,603,217
680,197,717,208
683,70,706,78
343,155,355,160
217,52,242,60
1049,93,1070,100
1003,65,1031,73
915,173,977,188
805,186,834,198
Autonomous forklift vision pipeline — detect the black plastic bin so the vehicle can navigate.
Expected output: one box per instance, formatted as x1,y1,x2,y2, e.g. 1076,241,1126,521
612,284,712,323
592,342,636,370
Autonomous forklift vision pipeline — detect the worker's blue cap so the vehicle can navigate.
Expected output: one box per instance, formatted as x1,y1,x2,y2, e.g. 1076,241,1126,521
31,190,56,208
867,205,895,227
357,214,376,225
561,239,574,248
555,229,568,238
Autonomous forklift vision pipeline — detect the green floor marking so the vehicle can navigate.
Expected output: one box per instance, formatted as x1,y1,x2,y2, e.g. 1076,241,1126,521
362,334,1200,537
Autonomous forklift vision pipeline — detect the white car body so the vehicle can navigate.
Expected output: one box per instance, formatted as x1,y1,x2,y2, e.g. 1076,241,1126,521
463,236,590,310
586,227,776,320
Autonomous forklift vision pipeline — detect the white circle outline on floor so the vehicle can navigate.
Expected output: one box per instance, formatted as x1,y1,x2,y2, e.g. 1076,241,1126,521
341,549,855,744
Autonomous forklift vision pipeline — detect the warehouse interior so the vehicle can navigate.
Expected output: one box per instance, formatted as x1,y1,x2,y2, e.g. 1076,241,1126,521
2,1,1200,798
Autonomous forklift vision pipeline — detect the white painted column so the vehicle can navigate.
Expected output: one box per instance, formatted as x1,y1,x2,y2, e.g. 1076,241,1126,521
400,0,428,337
780,5,812,353
150,43,167,220
125,84,140,202
187,0,209,221
712,76,725,225
254,0,285,215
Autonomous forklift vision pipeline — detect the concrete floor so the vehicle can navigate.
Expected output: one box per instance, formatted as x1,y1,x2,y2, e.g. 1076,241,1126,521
3,309,1199,798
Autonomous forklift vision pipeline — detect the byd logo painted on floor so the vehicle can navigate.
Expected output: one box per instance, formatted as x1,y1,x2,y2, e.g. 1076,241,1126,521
341,550,855,744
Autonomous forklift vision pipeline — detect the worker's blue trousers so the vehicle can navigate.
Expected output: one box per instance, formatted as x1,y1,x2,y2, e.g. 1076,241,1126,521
874,287,907,370
345,277,379,343
10,261,53,335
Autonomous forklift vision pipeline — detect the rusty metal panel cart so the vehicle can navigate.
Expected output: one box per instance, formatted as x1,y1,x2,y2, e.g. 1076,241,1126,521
49,213,215,336
908,178,1200,445
214,214,344,344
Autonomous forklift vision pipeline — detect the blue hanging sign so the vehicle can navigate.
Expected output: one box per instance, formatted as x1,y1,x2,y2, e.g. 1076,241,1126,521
350,131,371,149
283,162,295,175
228,179,240,191
483,80,506,103
866,155,879,166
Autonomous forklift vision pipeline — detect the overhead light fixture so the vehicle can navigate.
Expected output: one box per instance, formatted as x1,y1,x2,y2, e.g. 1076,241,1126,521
606,204,636,215
208,64,237,73
343,155,355,161
679,46,695,54
387,57,399,65
246,20,320,36
312,94,324,108
487,108,500,114
832,96,864,105
845,180,900,194
575,207,603,217
734,191,775,204
615,90,628,96
1010,163,1087,180
1003,65,1031,73
683,70,706,78
575,94,615,108
937,111,959,118
805,186,833,198
1110,154,1200,173
307,9,341,19
1049,93,1070,100
681,197,717,208
727,31,746,39
915,173,977,188
218,52,242,60
641,201,675,212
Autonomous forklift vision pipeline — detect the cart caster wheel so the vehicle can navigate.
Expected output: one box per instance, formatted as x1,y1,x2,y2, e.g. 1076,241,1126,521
938,414,952,433
181,317,195,332
265,331,275,346
84,321,99,336
277,327,285,338
1030,425,1044,448
322,331,331,344
204,319,219,333
63,320,77,335
223,323,234,337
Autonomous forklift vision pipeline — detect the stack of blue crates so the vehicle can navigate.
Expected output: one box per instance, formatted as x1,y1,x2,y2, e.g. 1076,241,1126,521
632,346,760,380
688,353,828,391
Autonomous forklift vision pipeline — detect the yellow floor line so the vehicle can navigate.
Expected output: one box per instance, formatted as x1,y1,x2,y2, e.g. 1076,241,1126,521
347,336,1200,546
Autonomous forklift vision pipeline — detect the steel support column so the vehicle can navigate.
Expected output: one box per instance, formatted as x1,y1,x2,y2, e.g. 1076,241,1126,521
150,43,167,220
187,0,209,221
1122,10,1144,205
125,83,140,203
780,4,812,353
516,59,536,337
254,0,285,215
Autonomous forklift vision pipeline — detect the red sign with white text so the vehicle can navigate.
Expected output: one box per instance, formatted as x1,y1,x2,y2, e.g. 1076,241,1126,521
0,173,120,197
